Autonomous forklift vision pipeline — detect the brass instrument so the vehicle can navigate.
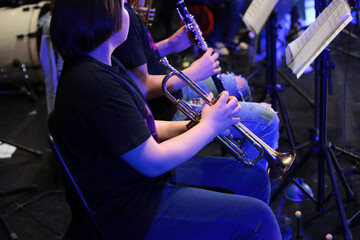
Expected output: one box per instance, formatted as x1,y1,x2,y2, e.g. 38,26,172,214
160,57,296,179
130,0,156,27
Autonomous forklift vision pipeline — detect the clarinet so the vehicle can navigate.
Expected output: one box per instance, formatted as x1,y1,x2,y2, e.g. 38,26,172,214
176,0,225,93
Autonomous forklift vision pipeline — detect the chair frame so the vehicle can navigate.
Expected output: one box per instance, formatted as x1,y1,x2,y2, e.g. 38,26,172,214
46,113,107,240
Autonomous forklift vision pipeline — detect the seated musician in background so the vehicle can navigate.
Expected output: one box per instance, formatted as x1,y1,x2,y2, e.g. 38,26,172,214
187,0,251,56
113,0,280,171
50,0,282,239
40,10,63,115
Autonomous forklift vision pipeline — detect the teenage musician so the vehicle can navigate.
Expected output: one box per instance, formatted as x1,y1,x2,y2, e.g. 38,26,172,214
50,0,281,239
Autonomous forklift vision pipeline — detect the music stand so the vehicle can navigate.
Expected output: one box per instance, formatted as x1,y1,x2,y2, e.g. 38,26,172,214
270,1,357,239
246,10,303,155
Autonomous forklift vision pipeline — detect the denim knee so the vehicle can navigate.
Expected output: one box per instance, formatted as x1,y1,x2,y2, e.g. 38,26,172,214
233,102,279,146
234,198,282,240
258,102,280,149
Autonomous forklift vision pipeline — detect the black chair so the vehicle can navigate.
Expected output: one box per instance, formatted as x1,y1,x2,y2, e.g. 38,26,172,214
46,113,107,240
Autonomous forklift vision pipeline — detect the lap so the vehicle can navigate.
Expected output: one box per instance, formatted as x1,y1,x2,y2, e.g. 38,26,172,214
172,156,271,203
145,182,281,240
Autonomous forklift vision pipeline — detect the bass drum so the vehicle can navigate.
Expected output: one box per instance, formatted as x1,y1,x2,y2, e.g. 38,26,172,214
0,1,52,69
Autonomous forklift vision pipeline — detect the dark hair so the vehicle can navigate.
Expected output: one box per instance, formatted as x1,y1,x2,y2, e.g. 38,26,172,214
50,0,123,60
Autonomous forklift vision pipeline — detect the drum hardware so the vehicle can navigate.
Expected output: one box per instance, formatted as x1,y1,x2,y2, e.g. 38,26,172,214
0,1,51,99
17,59,38,100
0,59,38,101
17,32,37,38
292,211,306,240
325,234,333,240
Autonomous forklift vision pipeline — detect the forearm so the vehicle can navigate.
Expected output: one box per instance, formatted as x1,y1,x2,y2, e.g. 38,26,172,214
128,50,218,99
128,66,189,99
156,26,192,57
156,39,172,57
122,121,217,177
157,121,217,164
155,120,189,142
181,66,208,83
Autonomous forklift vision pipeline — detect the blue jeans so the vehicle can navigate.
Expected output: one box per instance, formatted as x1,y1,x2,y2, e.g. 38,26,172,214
232,101,279,170
144,157,281,239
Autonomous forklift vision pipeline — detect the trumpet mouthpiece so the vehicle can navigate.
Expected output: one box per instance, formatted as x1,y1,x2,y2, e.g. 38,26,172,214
160,57,169,66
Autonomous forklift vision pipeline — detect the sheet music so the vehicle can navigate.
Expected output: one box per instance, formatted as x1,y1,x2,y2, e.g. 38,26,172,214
286,0,352,78
0,142,17,159
242,0,278,35
286,0,342,62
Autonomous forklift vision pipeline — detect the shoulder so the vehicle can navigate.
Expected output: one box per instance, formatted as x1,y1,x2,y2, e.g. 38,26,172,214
61,56,134,97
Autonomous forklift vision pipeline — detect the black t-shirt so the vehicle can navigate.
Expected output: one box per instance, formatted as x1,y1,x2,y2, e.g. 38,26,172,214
113,3,182,120
54,55,169,239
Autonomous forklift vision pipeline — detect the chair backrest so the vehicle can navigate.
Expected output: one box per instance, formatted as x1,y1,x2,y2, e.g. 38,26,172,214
46,112,107,240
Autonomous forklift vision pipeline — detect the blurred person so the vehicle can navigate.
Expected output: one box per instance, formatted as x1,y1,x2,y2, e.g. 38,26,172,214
188,0,251,55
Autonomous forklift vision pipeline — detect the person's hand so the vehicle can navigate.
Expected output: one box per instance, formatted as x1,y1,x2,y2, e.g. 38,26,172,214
200,91,241,135
187,48,221,82
168,26,193,53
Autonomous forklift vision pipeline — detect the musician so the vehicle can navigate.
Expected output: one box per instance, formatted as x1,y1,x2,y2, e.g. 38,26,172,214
50,0,281,239
40,10,63,115
113,1,280,171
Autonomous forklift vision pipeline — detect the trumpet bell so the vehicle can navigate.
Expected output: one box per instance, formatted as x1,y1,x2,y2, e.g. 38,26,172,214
268,150,296,179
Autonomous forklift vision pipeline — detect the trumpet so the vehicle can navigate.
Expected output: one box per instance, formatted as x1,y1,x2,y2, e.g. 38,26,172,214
130,0,156,27
160,57,296,178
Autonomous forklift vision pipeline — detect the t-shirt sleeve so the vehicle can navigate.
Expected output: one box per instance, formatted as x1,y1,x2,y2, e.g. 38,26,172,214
89,88,151,158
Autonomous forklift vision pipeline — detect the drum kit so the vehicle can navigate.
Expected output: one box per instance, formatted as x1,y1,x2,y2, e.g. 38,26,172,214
0,0,52,99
